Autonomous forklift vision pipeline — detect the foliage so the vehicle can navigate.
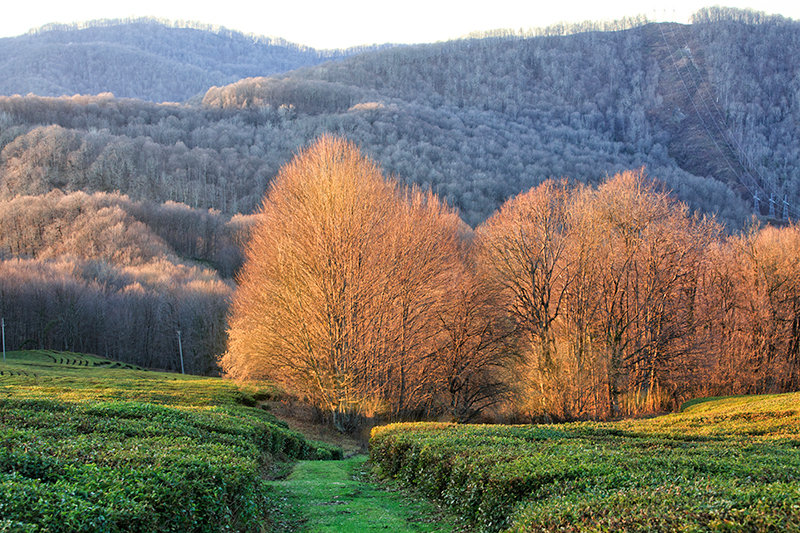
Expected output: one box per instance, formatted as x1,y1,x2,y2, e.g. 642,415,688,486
473,173,800,420
476,171,720,419
224,157,797,426
0,257,232,374
701,223,800,394
0,350,342,532
369,392,800,532
8,10,800,226
0,190,250,275
0,190,255,372
1,8,798,412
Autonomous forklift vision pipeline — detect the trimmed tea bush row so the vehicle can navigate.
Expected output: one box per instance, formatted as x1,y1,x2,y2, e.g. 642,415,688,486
0,351,342,532
370,393,800,532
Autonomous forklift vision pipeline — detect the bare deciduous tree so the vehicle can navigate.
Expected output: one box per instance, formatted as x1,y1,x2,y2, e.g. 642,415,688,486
222,136,469,431
477,170,719,419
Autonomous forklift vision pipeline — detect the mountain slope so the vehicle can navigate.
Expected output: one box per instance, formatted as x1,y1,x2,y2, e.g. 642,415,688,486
1,9,798,227
0,190,254,372
0,19,368,102
249,7,798,222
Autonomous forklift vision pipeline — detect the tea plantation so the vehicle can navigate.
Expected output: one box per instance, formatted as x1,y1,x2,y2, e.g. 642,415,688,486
371,393,800,532
3,349,798,532
0,350,341,532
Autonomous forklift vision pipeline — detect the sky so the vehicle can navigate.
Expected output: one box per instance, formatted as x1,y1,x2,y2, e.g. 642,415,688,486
3,0,800,49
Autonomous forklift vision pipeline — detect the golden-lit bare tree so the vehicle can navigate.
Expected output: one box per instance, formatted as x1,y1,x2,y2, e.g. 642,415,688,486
476,179,583,419
223,136,394,430
704,222,800,394
376,187,465,419
222,136,465,431
477,170,718,419
432,238,515,422
586,170,717,416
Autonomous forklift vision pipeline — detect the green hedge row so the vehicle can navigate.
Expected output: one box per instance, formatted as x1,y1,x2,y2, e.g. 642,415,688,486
370,396,800,532
0,397,340,532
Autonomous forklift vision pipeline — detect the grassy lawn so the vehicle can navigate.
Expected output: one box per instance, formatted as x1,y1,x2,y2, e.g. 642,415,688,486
0,350,341,532
266,455,458,532
371,392,800,532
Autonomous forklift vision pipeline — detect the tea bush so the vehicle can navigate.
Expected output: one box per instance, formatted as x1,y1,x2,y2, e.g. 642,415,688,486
370,393,800,532
0,351,342,532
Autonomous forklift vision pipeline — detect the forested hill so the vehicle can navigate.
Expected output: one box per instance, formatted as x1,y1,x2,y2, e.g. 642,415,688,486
205,7,800,226
2,7,800,375
1,8,799,226
0,19,370,102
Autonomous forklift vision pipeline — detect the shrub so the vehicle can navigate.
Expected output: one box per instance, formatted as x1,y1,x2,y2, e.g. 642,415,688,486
370,393,800,532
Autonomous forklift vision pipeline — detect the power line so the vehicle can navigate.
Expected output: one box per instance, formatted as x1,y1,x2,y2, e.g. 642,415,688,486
667,18,800,220
656,22,754,198
661,12,761,195
678,19,800,219
177,329,184,375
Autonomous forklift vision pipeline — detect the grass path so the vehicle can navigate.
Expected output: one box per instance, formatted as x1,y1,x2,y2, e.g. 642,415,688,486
265,456,455,532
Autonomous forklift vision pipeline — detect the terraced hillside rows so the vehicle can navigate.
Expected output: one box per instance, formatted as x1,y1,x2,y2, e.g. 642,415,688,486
371,394,800,532
0,350,341,532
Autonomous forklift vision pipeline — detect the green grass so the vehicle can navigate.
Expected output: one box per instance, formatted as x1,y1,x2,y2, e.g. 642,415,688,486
0,350,342,532
265,456,457,532
370,392,800,532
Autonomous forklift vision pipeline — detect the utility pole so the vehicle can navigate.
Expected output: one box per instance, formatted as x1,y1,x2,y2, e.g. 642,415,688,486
177,329,184,375
2,318,5,363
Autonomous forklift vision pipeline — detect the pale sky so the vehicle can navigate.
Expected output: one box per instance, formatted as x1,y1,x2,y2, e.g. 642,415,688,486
2,0,799,49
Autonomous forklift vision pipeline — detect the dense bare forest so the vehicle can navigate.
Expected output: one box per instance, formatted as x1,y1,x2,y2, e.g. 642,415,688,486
0,8,798,418
3,8,800,226
223,138,799,429
0,18,369,102
0,191,253,372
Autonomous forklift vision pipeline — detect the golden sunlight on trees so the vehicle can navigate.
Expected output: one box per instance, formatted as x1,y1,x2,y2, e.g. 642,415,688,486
476,179,580,419
585,171,718,417
433,254,514,422
224,150,799,428
222,136,486,430
703,224,800,394
477,170,719,420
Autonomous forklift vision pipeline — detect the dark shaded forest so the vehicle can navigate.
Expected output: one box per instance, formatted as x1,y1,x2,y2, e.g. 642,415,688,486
0,191,253,373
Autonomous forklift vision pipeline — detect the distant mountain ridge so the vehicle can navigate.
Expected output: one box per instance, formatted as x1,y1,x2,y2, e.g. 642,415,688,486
0,18,376,102
0,8,798,228
200,7,799,224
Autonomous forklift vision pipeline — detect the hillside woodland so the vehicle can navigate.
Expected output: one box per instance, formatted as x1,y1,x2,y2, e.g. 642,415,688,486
0,191,254,373
1,9,799,227
223,138,800,429
0,18,367,102
0,8,798,422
